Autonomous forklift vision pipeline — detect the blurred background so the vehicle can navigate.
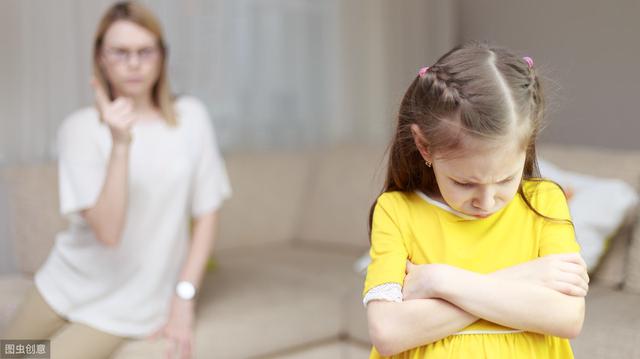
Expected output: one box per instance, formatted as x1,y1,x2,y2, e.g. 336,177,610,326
2,0,640,159
4,0,638,162
2,0,640,281
1,0,458,273
1,1,640,357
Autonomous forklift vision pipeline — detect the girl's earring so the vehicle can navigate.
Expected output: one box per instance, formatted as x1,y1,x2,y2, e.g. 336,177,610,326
425,160,432,168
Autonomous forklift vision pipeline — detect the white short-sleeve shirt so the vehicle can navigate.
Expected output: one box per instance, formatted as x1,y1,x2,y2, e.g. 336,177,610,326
35,96,231,338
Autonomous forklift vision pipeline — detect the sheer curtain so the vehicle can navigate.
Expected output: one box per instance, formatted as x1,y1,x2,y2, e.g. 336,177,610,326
0,0,342,160
161,0,343,150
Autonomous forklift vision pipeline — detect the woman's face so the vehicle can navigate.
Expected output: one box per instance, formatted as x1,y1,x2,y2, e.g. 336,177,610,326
99,20,162,99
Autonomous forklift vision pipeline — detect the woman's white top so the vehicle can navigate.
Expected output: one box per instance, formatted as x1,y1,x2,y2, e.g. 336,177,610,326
35,96,231,338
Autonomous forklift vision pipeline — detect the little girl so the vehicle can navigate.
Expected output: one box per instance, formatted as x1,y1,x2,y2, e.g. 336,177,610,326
363,42,589,358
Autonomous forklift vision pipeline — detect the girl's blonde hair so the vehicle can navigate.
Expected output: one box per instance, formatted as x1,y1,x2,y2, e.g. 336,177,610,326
93,1,177,125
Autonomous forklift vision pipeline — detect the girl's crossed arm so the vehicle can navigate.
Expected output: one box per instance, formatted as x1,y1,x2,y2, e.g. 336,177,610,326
424,254,586,339
366,253,588,356
367,297,477,356
403,253,587,338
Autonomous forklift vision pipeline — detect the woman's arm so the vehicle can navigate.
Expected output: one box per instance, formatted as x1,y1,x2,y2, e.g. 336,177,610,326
81,141,130,247
82,79,135,247
177,210,218,289
153,210,218,359
367,298,477,356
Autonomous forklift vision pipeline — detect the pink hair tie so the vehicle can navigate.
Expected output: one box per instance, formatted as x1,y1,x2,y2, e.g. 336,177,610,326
523,56,534,69
418,66,430,78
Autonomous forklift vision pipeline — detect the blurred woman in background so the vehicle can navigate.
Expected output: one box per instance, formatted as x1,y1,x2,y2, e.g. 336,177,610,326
2,2,231,358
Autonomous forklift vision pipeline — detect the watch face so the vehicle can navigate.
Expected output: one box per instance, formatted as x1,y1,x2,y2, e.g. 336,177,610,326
176,281,196,300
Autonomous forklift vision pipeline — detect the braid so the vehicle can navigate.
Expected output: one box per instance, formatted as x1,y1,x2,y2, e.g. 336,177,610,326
419,66,466,107
525,65,544,126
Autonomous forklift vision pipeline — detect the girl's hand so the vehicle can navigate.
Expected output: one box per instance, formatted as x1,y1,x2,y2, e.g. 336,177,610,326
149,297,195,359
492,253,589,297
402,261,451,300
91,77,136,146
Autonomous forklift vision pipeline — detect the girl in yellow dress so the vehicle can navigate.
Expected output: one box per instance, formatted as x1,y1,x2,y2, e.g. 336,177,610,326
363,42,588,358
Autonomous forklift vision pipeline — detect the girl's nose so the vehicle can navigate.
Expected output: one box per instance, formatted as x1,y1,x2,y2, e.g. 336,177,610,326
472,188,495,211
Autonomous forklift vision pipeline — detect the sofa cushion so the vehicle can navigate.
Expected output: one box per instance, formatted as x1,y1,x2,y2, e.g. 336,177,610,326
538,144,640,288
0,150,311,275
216,151,312,251
296,145,387,250
538,159,639,272
115,339,372,359
111,338,167,359
344,273,370,345
0,275,33,333
570,284,640,359
112,243,358,358
194,244,358,358
538,144,640,190
590,214,636,288
269,340,371,359
0,164,64,275
624,209,640,294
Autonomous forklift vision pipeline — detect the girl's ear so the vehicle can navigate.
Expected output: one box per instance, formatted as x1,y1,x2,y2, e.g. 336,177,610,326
410,124,433,163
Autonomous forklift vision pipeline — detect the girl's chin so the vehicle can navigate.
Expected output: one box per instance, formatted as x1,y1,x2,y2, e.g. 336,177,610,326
462,209,496,218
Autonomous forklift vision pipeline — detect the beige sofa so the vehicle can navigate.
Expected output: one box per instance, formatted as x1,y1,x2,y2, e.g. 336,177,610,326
1,144,639,359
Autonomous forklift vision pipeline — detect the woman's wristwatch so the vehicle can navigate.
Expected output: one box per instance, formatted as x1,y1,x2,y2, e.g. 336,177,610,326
175,281,197,300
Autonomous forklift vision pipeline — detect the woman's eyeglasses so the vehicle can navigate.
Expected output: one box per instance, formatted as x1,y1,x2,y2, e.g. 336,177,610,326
102,47,160,64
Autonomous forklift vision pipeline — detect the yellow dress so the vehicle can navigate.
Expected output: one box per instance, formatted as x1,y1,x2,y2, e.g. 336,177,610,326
363,180,580,358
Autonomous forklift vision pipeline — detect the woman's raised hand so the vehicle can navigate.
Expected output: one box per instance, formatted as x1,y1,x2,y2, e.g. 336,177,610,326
92,77,136,145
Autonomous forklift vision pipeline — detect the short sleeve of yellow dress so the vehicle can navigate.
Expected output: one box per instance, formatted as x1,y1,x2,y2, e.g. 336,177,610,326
362,180,581,359
528,180,581,255
363,193,409,303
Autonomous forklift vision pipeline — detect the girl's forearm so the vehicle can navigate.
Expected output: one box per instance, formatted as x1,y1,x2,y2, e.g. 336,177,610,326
437,267,585,338
367,298,477,356
82,143,130,247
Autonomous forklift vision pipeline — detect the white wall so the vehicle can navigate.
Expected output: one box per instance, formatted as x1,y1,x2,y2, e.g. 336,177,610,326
457,0,640,150
337,0,457,145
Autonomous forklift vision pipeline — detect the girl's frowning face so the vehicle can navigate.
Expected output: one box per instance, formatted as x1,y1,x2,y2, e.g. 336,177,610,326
412,125,527,218
431,140,525,218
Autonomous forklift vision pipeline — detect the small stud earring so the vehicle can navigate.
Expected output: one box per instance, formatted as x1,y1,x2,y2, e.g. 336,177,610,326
425,160,432,168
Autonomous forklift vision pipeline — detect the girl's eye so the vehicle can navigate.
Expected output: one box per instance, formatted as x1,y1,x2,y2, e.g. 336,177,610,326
453,177,513,187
